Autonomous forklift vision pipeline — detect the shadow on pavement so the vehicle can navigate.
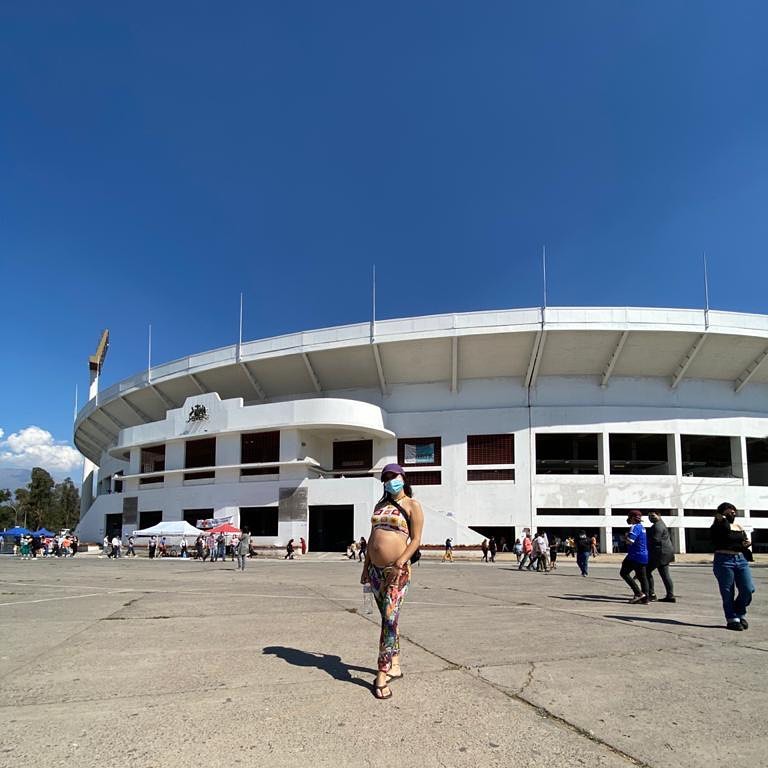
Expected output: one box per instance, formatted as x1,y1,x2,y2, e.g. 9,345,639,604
604,615,723,629
551,594,631,603
262,646,375,689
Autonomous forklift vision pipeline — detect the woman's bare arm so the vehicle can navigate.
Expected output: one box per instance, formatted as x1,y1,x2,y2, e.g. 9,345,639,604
395,500,424,568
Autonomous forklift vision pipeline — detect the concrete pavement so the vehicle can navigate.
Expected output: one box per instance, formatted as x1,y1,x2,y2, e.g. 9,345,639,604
0,554,765,767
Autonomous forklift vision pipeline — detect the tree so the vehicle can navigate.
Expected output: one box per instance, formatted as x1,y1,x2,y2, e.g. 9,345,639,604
0,489,14,529
26,467,55,530
52,478,80,531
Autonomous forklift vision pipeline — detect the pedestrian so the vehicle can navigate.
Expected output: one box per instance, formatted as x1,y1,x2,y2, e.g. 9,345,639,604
500,536,508,553
347,541,358,560
20,535,31,560
481,539,489,562
442,537,454,563
488,536,497,563
180,536,188,558
195,534,204,560
360,463,423,701
518,534,533,570
539,531,550,571
285,539,295,559
148,535,157,559
216,532,226,562
126,535,136,557
711,502,755,631
236,528,250,571
646,511,675,602
575,529,591,576
71,534,79,557
513,538,522,563
111,534,121,559
590,535,599,557
549,535,560,570
620,511,649,604
358,536,367,562
300,536,307,555
534,532,548,572
103,535,110,558
206,532,215,561
565,536,575,557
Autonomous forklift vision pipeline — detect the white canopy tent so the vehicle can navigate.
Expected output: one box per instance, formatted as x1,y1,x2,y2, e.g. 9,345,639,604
132,520,203,537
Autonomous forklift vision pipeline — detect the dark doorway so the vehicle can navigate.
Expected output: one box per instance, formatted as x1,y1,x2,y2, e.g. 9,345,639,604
685,528,713,553
105,513,123,538
309,505,353,552
139,510,162,529
468,526,516,552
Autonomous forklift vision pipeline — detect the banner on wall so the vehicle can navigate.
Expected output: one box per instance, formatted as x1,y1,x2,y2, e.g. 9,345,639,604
197,515,234,530
403,443,435,464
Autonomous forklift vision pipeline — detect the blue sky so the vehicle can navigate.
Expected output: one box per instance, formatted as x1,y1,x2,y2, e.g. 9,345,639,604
1,2,767,478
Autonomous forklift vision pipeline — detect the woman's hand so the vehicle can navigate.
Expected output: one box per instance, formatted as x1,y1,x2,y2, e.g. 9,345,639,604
394,558,407,570
360,568,370,585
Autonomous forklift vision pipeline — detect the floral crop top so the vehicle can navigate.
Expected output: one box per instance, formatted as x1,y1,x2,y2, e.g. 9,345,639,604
371,503,409,536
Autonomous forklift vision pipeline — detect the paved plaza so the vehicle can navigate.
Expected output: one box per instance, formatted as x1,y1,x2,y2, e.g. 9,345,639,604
1,553,766,768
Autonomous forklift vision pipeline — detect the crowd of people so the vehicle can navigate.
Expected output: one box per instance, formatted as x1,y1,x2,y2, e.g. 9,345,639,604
4,532,79,559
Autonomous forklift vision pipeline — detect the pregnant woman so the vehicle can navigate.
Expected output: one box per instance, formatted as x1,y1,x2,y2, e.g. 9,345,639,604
361,463,423,700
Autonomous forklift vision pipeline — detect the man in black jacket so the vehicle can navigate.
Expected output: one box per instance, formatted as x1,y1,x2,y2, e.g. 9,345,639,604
647,511,676,602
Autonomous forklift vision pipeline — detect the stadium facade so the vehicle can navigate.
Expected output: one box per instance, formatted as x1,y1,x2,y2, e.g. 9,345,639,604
74,307,768,553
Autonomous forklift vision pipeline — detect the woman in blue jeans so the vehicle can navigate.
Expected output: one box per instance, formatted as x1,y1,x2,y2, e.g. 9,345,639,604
711,502,755,631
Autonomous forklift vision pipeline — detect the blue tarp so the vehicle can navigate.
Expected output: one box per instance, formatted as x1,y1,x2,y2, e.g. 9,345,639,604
1,527,32,536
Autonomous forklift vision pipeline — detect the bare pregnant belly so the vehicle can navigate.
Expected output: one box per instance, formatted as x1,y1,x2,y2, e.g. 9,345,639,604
368,530,408,567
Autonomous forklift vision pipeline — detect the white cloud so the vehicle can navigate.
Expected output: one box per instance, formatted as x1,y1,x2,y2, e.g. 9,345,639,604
0,426,83,474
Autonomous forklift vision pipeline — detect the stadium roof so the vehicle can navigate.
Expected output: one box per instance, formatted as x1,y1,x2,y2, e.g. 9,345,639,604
74,306,768,463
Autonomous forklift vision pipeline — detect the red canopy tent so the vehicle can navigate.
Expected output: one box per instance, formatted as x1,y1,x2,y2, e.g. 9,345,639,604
207,522,241,534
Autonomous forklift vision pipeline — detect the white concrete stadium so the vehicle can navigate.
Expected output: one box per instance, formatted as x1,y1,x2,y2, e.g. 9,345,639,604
74,307,768,553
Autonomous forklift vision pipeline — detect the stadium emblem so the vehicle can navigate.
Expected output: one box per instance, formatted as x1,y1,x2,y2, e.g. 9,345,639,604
187,404,209,423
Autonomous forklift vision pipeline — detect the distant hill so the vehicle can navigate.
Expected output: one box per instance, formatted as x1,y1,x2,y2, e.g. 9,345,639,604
0,467,32,492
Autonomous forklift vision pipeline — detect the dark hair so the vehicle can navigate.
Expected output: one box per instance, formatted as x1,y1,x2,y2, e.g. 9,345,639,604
241,528,249,535
717,502,737,515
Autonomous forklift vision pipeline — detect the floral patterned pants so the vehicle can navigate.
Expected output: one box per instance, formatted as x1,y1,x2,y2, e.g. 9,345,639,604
367,563,411,672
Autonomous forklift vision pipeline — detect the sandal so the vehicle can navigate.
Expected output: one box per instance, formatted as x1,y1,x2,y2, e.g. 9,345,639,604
373,683,393,700
386,672,403,682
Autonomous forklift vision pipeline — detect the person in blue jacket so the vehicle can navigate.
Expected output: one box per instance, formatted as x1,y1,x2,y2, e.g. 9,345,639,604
620,510,649,604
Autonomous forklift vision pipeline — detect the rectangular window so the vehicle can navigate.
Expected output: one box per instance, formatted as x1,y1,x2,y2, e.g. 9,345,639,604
398,437,441,467
239,507,278,536
139,444,165,485
609,434,671,475
468,469,514,481
114,472,124,493
138,510,162,529
185,437,216,480
536,434,599,474
333,440,373,474
467,434,514,465
241,431,280,476
467,434,514,482
406,470,442,486
680,435,733,478
747,438,768,486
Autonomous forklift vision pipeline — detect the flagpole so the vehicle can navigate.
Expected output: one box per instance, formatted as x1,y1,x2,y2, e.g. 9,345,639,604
371,264,376,342
542,244,548,313
147,323,152,382
703,251,710,328
238,291,244,361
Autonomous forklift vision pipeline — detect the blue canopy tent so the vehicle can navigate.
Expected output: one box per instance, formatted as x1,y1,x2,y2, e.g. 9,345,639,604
1,526,32,536
33,528,54,537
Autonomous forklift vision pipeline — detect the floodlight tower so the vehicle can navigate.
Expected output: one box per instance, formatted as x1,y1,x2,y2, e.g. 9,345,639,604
80,330,109,515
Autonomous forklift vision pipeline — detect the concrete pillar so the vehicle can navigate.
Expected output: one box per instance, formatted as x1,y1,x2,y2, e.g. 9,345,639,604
216,434,240,484
598,432,610,476
600,507,611,554
668,434,681,476
280,429,306,481
675,508,686,554
165,440,184,489
731,436,748,481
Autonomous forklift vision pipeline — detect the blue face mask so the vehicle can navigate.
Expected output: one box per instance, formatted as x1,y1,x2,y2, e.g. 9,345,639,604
384,478,405,495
